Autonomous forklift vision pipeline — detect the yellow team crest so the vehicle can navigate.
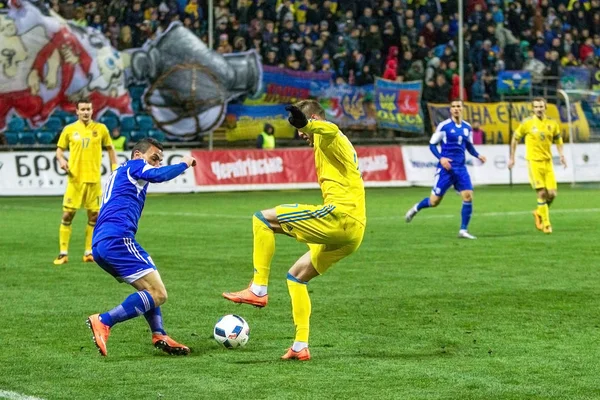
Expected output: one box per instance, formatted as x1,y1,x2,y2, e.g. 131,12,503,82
379,93,397,112
342,94,365,120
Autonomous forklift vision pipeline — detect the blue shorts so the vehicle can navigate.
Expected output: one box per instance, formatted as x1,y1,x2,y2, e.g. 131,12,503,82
431,167,473,196
92,237,157,284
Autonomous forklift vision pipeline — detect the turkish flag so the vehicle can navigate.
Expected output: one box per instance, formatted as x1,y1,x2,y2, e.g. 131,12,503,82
397,90,419,115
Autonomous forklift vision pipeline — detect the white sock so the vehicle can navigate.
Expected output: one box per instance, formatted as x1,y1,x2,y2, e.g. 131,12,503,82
292,341,308,352
60,251,68,255
250,283,267,296
84,251,92,256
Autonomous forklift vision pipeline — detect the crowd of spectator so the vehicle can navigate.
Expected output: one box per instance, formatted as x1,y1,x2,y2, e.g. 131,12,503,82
2,0,600,102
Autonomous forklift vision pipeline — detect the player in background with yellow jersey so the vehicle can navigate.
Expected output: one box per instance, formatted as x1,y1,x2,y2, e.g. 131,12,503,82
508,97,567,234
54,100,118,265
223,100,366,361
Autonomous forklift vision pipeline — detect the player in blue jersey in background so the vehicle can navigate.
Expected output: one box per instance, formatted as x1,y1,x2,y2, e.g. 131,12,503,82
86,138,196,356
405,99,487,239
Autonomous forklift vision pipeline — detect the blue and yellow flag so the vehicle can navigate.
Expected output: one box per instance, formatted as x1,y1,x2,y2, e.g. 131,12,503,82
497,71,531,95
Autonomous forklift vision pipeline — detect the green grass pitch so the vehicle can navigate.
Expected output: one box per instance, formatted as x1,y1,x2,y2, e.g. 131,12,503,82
1,186,599,400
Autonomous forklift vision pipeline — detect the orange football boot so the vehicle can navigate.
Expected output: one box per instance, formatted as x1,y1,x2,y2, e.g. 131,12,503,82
53,254,69,265
87,314,110,356
281,347,311,361
152,334,190,355
543,225,553,234
222,286,268,308
82,254,95,263
533,210,543,231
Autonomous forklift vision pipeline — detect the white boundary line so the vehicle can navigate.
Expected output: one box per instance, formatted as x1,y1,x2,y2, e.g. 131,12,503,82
0,205,598,221
0,390,45,400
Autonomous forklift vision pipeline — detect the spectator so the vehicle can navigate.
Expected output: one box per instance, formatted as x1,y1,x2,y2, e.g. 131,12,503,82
471,121,486,144
382,58,398,81
579,38,595,62
405,60,425,82
256,123,275,149
217,33,233,54
60,0,76,20
433,74,451,103
450,75,468,101
111,128,127,151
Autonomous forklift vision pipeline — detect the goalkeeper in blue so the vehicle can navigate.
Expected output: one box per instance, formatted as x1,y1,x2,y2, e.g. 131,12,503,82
405,99,487,239
86,138,196,356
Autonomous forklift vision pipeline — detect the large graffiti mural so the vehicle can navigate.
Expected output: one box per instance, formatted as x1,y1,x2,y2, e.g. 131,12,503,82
0,0,262,140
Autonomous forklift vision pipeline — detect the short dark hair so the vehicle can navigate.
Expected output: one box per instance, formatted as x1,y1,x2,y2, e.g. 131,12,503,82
76,99,92,109
294,99,325,119
131,137,163,158
450,98,463,104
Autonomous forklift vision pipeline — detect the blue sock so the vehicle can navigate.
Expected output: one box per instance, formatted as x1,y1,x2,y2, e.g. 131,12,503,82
144,307,167,335
99,290,155,328
461,201,473,230
416,197,431,211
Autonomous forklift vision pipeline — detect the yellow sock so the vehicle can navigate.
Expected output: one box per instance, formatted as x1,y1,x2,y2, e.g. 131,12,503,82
287,277,311,343
252,213,275,286
537,199,550,226
59,222,72,254
85,222,95,254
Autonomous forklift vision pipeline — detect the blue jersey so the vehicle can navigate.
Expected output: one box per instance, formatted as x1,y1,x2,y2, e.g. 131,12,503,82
93,159,188,244
429,118,478,167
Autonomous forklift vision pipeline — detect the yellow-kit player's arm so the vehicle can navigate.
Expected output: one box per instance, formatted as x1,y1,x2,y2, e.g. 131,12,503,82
553,121,567,168
56,127,70,175
508,121,526,170
102,125,118,171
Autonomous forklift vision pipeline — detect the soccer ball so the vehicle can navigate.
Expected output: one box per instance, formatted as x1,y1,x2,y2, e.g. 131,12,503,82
213,314,250,349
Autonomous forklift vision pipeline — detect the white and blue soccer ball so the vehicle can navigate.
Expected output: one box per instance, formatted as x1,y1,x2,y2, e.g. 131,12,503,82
213,314,250,349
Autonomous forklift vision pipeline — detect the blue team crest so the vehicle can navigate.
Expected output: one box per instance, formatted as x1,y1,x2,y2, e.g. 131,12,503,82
497,71,531,95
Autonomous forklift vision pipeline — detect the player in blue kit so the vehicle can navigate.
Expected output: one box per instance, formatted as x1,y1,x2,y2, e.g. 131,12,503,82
86,138,197,356
405,99,487,239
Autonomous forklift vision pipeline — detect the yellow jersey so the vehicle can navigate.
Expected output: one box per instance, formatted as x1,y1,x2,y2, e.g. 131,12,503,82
57,120,112,183
303,119,366,225
513,116,563,161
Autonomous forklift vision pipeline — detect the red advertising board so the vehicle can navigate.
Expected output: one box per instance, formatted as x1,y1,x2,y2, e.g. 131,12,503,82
191,146,405,186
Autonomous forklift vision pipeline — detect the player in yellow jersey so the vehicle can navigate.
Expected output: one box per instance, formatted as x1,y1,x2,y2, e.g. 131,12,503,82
223,100,366,361
508,97,567,234
54,100,118,265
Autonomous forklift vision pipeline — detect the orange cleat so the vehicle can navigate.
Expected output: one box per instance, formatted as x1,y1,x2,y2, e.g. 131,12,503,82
543,225,553,234
222,287,268,308
82,254,95,263
152,334,190,355
87,314,110,356
281,347,311,361
533,210,543,231
53,254,68,265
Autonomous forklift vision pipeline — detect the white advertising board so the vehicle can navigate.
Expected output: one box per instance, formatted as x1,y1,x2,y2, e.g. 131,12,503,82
0,151,196,196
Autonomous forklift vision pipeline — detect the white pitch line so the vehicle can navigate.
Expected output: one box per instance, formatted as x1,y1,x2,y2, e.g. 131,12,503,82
0,390,45,400
0,205,598,221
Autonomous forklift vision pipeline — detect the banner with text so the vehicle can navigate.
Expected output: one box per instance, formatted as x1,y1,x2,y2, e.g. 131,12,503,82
427,101,590,144
191,146,406,190
0,150,195,195
402,143,600,185
374,79,424,134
